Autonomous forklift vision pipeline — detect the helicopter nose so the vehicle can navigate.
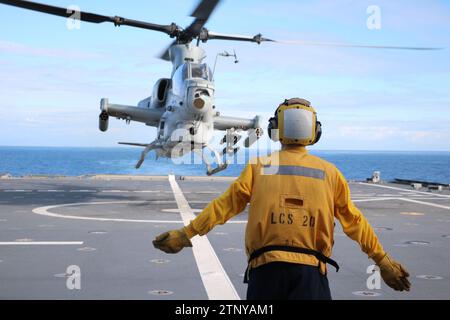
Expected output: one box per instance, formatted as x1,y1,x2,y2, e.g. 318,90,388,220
189,88,212,113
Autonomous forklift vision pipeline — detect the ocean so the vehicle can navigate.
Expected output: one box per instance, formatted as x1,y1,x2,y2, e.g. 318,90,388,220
0,147,449,184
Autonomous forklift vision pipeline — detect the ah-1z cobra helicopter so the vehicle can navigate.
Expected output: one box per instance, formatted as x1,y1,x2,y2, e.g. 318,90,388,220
0,0,439,175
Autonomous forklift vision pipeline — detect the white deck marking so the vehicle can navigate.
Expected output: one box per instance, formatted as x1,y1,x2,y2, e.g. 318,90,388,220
196,191,221,194
188,201,210,204
397,198,450,210
0,189,227,194
352,196,450,210
359,183,450,198
32,201,183,223
0,241,83,246
162,208,203,213
400,197,450,200
353,198,395,203
168,174,240,300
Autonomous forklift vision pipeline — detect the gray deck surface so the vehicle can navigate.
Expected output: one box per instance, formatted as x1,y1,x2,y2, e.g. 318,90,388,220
0,176,449,300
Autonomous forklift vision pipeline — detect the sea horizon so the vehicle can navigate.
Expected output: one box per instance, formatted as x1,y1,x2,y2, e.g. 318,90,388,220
1,145,450,153
1,146,449,184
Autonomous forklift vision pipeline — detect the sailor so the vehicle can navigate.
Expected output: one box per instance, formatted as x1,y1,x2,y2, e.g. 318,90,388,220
153,98,411,300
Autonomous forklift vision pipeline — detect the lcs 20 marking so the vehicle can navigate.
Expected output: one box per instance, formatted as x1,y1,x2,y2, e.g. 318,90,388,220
175,304,273,317
270,212,315,227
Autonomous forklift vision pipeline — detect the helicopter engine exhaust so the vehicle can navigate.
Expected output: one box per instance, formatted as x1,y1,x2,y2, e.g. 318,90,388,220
99,111,109,132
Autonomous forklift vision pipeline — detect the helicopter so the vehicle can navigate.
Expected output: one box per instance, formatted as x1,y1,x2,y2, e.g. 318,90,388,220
0,0,441,175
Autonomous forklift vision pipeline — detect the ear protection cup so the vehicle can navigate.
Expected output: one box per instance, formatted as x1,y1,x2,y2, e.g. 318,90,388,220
313,121,322,145
267,115,278,140
268,104,282,140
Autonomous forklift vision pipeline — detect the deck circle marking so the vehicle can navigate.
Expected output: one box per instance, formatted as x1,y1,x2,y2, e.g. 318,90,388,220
416,275,443,280
32,201,248,224
400,212,425,216
32,201,185,224
404,240,430,246
162,208,202,213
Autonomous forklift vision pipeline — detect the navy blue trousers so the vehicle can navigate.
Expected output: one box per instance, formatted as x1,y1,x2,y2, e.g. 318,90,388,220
246,262,332,300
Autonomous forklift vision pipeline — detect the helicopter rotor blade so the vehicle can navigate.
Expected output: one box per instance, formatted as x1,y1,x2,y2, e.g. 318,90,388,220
191,0,221,20
0,0,177,35
203,30,443,51
158,0,222,61
274,40,443,51
184,0,221,39
204,30,442,50
204,31,275,44
158,40,177,61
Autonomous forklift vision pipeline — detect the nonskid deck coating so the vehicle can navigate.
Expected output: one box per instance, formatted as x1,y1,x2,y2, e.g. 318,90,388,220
0,176,449,300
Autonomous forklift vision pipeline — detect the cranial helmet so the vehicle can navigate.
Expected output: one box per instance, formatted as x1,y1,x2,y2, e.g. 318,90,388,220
268,98,322,145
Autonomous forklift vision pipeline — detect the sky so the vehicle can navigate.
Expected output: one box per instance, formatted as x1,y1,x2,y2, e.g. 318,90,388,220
0,0,449,151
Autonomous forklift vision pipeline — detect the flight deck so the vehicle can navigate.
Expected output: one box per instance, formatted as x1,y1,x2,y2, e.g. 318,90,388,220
0,175,449,300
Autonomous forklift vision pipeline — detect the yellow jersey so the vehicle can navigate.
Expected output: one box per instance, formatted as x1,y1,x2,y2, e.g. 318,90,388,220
185,145,386,274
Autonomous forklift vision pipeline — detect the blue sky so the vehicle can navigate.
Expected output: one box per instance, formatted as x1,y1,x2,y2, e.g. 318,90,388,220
0,0,449,151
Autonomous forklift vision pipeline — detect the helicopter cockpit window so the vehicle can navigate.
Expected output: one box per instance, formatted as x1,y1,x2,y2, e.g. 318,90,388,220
190,64,210,81
172,64,188,96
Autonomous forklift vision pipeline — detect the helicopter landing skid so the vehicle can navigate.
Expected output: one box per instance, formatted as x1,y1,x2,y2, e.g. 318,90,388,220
195,144,228,176
207,163,228,176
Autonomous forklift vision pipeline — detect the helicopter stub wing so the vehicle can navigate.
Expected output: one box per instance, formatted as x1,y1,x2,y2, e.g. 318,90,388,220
99,98,163,131
213,114,261,131
214,114,263,149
